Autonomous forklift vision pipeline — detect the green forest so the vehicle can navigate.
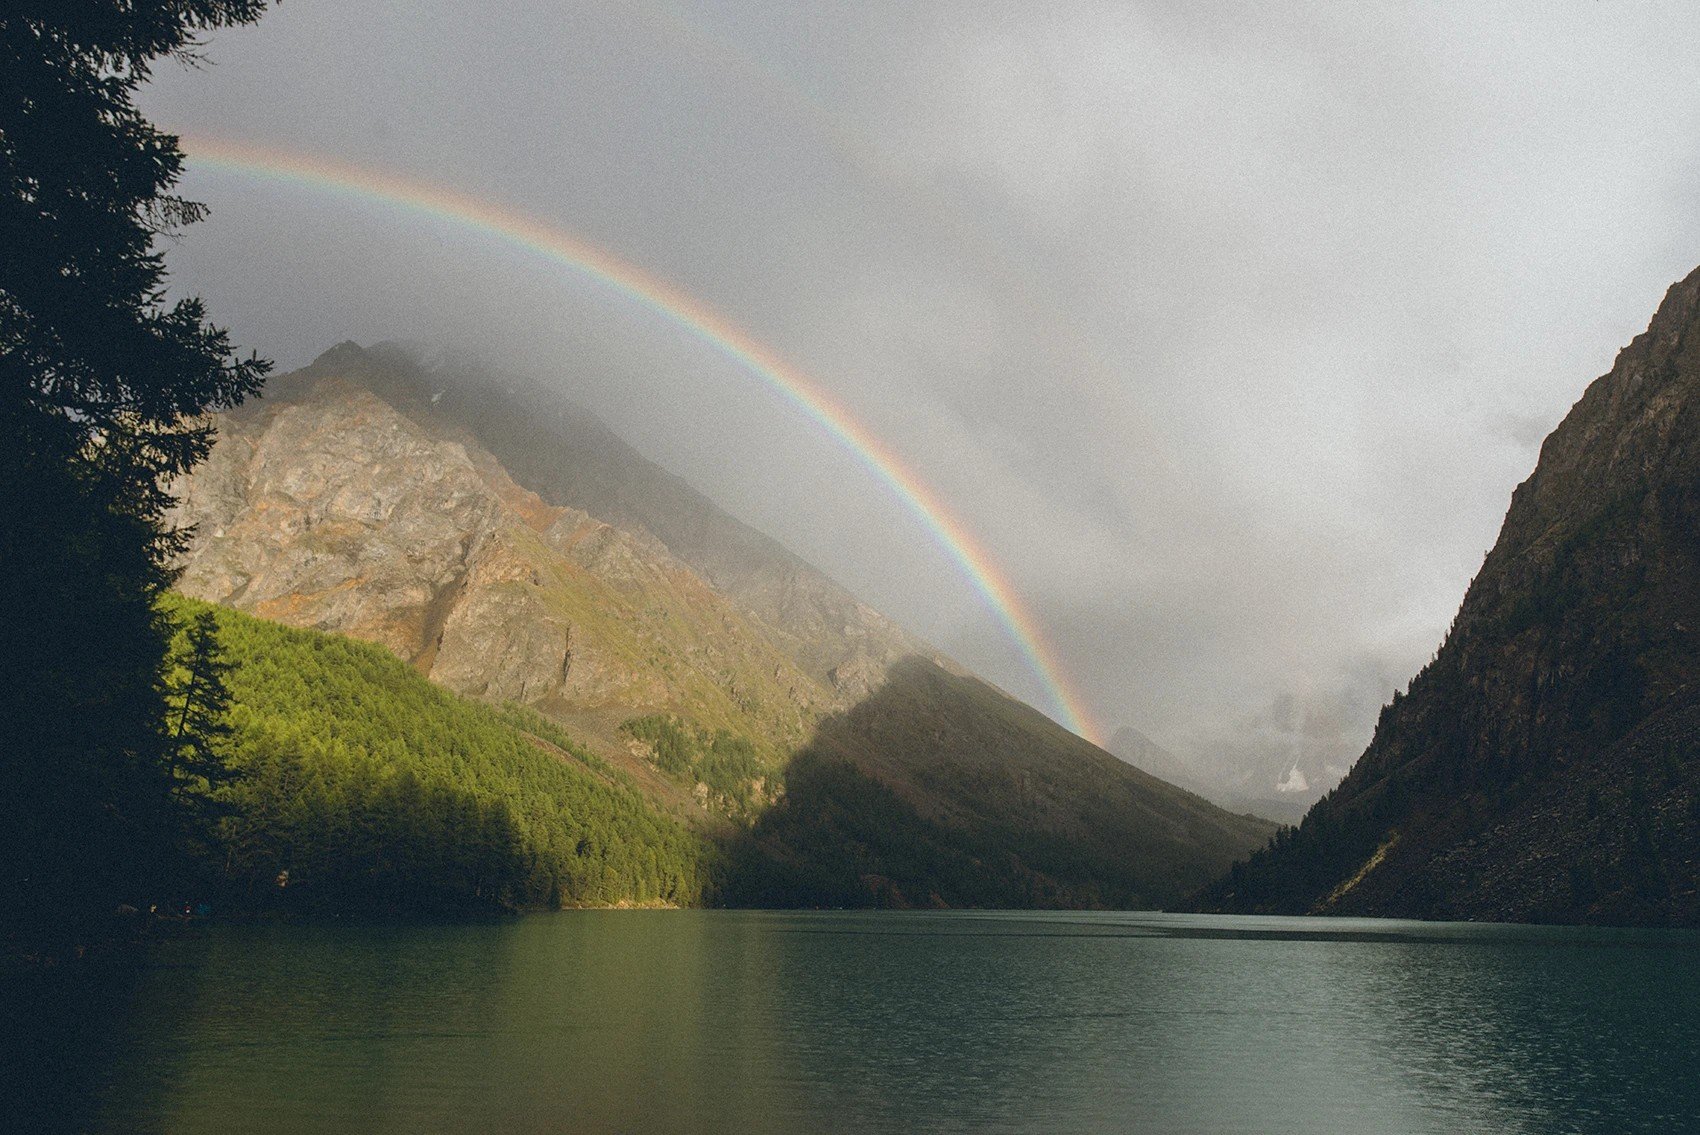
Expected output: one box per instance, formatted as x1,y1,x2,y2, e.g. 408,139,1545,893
620,714,770,816
164,597,710,914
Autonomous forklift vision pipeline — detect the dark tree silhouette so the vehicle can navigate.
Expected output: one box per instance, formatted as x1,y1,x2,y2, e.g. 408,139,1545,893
166,608,240,824
1,2,271,946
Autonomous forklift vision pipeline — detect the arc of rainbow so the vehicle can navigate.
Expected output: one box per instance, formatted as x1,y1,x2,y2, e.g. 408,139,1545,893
177,136,1103,746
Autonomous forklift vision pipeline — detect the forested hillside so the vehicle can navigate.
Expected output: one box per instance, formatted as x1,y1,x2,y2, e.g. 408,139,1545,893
167,597,709,913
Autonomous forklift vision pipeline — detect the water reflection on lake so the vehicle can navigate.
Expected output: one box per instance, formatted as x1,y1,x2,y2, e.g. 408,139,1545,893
16,910,1700,1134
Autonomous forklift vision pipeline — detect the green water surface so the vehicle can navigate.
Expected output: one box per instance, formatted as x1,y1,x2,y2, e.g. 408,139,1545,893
14,910,1699,1133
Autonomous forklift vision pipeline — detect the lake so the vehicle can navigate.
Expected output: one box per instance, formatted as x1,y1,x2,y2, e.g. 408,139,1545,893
13,910,1700,1134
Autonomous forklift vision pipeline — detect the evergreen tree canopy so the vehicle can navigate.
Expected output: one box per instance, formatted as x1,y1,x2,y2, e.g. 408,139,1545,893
1,1,271,945
165,606,241,822
164,597,711,913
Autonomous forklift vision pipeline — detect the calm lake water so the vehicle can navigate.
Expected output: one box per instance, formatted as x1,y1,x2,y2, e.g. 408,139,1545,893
13,910,1700,1134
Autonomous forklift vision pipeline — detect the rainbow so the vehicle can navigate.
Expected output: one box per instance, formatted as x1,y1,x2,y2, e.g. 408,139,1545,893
177,136,1104,746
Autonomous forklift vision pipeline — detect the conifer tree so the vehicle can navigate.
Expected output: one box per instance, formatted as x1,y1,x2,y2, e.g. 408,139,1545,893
1,2,272,940
166,608,240,820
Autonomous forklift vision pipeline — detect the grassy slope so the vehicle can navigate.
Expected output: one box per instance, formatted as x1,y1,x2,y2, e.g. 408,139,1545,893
179,592,1274,915
505,517,825,764
168,596,710,913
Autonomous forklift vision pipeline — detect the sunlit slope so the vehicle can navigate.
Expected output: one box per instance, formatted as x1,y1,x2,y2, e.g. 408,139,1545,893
171,342,1276,908
165,595,710,911
1199,266,1700,926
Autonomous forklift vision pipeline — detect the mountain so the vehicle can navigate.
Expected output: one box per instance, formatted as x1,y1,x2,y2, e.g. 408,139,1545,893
728,661,1273,907
170,345,824,820
1198,266,1700,926
170,342,1274,908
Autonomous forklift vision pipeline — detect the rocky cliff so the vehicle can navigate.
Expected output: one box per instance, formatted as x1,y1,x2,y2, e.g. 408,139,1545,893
1199,266,1700,925
171,342,1274,906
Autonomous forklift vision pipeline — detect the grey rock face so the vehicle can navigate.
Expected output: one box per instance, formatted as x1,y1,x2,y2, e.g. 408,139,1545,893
170,373,664,711
170,377,504,666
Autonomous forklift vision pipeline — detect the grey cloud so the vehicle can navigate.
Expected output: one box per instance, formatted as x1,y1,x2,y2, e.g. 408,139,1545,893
142,1,1700,798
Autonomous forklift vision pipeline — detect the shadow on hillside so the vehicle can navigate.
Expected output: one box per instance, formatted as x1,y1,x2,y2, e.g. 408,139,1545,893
716,656,1263,911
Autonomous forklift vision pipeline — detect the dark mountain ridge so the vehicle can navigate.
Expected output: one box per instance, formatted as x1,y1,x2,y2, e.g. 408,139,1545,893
1199,265,1700,925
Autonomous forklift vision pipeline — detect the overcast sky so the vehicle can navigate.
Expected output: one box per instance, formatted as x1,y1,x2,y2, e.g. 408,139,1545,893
141,0,1700,796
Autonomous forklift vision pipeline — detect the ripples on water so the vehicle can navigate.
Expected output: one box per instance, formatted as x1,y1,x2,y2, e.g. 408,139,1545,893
11,911,1699,1134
